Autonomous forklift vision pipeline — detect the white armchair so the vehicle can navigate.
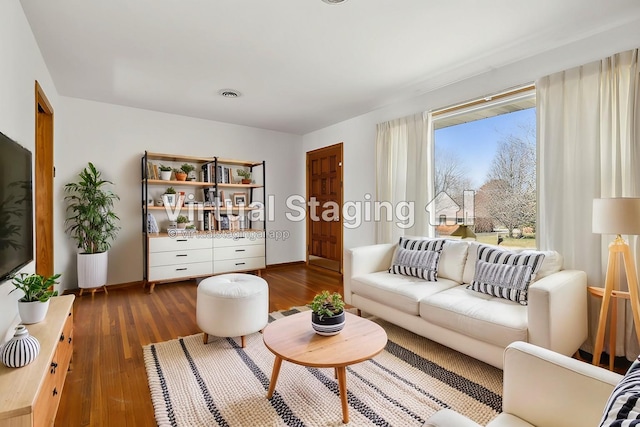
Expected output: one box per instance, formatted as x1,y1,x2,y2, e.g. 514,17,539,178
425,341,622,427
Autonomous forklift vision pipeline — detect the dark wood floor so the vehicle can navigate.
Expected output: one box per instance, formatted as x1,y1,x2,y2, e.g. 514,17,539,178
55,264,342,427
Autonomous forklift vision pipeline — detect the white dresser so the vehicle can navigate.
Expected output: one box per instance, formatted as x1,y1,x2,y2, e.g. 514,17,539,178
213,232,266,274
146,232,265,292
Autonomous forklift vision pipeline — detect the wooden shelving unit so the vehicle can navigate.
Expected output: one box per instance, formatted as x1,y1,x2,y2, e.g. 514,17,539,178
140,151,266,292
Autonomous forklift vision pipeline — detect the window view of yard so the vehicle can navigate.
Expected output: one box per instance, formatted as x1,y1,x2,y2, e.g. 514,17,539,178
434,102,537,248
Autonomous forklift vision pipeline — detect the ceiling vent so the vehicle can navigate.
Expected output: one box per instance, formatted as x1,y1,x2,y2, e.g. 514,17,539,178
218,89,241,98
322,0,348,4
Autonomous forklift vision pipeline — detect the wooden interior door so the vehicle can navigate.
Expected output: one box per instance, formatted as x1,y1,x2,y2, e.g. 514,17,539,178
306,143,343,273
35,81,54,277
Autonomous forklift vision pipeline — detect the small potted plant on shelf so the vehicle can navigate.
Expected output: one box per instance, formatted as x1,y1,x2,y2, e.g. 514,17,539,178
159,165,172,180
180,163,196,181
176,215,189,229
173,167,187,181
163,186,177,206
10,273,61,324
236,169,252,184
308,291,346,336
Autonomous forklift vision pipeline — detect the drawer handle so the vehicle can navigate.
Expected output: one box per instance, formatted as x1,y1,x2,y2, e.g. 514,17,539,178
176,268,187,271
235,262,246,266
176,239,188,242
68,312,72,317
235,249,246,252
60,333,65,342
233,237,245,241
176,254,188,257
50,362,58,374
53,387,58,397
68,337,72,344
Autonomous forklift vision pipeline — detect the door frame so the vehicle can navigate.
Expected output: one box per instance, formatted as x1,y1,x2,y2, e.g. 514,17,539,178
305,142,344,274
34,81,54,277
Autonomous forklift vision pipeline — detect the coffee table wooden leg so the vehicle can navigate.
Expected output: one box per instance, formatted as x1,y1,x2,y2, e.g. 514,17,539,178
336,366,349,423
267,356,283,399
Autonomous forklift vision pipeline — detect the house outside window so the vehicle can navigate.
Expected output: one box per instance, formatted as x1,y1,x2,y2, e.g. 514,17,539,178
432,86,537,248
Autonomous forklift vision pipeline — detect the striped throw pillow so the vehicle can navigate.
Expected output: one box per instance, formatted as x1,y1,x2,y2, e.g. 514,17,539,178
599,358,640,426
389,238,445,281
467,245,545,305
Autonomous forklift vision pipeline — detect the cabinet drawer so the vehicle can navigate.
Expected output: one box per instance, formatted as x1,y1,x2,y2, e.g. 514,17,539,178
150,248,212,267
213,244,265,261
213,256,265,274
57,311,73,372
214,233,264,248
33,349,65,427
149,261,213,281
149,236,212,252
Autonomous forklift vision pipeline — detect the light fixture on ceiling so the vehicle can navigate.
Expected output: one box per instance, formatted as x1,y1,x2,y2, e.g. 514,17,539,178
322,0,348,4
218,89,241,98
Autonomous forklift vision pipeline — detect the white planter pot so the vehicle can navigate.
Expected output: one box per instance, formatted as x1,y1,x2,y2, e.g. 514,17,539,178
160,170,172,180
78,251,109,289
18,300,50,324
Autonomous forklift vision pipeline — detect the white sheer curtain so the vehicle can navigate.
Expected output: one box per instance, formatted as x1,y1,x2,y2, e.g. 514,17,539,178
375,112,434,244
538,49,640,359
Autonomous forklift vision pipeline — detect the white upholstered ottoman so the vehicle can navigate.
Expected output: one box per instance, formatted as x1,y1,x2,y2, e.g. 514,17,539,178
197,273,269,348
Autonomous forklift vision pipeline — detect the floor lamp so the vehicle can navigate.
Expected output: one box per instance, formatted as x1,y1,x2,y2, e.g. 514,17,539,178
591,197,640,368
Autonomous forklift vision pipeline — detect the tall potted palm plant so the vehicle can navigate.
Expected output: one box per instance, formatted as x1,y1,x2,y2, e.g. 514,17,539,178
64,163,120,292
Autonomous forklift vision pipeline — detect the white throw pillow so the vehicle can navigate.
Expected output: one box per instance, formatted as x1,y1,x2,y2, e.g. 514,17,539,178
388,237,445,281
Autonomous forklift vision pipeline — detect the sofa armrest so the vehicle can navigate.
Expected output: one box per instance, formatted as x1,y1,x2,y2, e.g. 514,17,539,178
424,409,482,427
343,243,395,304
527,269,588,357
502,341,620,427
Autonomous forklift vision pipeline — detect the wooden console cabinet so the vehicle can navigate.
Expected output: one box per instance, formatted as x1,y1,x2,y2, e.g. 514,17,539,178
0,295,74,427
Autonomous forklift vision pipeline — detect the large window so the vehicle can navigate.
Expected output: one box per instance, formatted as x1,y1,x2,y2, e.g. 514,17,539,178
432,87,537,248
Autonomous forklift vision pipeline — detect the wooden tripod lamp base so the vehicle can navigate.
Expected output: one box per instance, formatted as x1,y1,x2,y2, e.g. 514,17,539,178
591,236,640,369
591,198,640,370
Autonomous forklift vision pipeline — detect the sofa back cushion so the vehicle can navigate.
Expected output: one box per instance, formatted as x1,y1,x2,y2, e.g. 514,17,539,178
462,242,563,285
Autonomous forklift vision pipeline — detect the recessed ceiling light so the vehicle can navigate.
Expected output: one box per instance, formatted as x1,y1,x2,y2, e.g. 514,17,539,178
218,89,241,98
322,0,348,4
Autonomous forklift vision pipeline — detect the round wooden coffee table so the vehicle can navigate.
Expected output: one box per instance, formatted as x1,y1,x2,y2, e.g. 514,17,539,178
263,311,387,424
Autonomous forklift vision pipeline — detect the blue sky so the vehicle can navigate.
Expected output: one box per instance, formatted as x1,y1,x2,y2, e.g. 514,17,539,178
434,108,535,188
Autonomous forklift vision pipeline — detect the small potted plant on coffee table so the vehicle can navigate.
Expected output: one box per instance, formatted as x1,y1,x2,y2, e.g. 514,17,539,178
308,291,346,336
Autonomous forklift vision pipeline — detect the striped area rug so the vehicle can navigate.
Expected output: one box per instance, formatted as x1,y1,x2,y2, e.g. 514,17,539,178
143,308,502,426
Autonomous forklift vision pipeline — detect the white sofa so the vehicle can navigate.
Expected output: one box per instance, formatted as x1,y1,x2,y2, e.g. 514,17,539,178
344,239,588,368
425,341,622,427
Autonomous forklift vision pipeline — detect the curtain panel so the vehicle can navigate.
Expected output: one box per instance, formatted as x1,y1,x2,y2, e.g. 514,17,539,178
537,49,640,360
375,112,434,244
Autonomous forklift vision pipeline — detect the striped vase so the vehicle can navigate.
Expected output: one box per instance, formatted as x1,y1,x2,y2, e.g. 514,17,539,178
1,325,40,368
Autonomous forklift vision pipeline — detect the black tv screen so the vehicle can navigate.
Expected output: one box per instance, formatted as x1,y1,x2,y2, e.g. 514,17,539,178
0,132,33,282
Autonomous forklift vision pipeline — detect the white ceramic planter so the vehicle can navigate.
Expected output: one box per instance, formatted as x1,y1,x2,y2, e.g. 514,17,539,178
17,300,50,324
77,251,108,289
160,170,172,180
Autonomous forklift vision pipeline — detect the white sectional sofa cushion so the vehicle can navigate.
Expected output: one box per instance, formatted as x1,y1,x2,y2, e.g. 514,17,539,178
344,238,587,368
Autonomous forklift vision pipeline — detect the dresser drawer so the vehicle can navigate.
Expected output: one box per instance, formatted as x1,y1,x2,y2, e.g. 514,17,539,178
149,261,213,281
149,236,212,252
149,248,212,267
33,351,62,427
214,233,264,248
213,257,265,274
213,244,265,261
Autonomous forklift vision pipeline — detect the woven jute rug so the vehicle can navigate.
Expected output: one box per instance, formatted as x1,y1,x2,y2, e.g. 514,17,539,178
143,308,502,426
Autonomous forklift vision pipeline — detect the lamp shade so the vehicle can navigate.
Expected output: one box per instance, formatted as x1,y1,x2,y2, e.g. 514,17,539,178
592,198,640,235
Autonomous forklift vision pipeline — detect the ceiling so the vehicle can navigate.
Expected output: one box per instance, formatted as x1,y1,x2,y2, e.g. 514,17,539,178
19,0,640,135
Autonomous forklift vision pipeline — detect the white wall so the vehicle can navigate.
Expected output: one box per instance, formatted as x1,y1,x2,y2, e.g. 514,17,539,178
0,0,60,341
303,19,640,252
55,98,305,291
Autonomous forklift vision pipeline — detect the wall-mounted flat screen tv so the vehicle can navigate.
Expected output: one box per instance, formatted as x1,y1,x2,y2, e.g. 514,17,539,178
0,131,33,282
